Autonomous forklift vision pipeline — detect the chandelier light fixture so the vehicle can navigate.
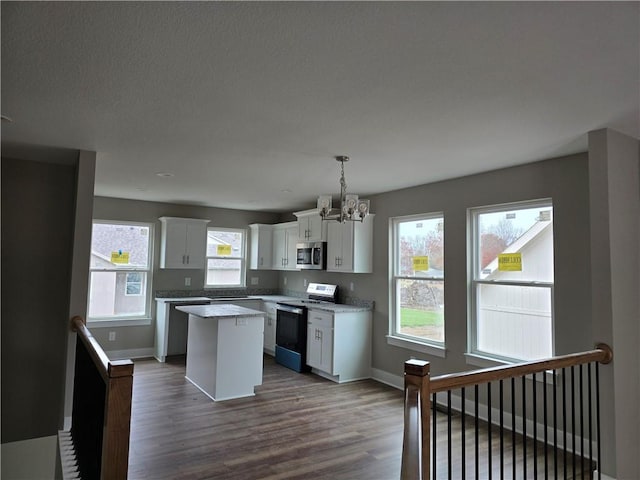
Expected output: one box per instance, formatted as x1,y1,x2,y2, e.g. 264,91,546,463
317,156,370,223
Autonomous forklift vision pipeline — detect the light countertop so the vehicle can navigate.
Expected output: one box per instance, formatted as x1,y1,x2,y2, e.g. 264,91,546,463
176,304,265,318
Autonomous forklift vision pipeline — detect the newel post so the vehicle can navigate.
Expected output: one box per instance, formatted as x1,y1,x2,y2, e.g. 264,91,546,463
401,359,431,480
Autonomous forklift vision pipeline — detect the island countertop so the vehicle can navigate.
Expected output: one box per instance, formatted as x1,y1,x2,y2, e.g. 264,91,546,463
176,303,264,318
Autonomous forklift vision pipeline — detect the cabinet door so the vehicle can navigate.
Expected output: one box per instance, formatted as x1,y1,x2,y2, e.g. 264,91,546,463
306,214,325,242
185,221,207,268
263,302,277,355
271,227,286,270
284,224,298,270
162,221,188,268
249,224,273,270
306,310,334,373
327,222,352,272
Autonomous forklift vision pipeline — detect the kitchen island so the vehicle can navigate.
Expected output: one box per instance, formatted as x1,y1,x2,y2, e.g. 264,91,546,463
176,304,265,401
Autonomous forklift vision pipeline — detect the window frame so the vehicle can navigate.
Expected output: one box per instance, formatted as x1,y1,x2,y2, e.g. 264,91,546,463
205,226,247,289
87,220,154,325
388,212,446,356
468,199,555,364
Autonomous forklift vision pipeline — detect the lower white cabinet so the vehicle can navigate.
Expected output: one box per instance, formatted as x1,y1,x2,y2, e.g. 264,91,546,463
262,301,277,356
306,308,372,383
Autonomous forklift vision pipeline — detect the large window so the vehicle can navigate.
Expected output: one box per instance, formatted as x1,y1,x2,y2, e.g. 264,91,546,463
206,227,246,288
88,221,153,321
469,200,554,362
390,213,444,347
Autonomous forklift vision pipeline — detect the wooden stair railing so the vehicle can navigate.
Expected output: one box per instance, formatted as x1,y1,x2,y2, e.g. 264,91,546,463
60,316,134,480
401,344,613,480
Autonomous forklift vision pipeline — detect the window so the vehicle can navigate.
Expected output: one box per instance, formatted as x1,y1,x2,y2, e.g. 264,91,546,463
390,213,444,347
88,221,153,321
469,200,554,362
206,227,246,288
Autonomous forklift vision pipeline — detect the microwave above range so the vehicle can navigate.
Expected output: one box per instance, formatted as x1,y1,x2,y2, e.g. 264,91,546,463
296,242,327,270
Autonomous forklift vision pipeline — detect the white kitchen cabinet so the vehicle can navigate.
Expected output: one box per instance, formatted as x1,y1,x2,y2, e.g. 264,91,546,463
294,209,327,242
159,217,209,269
248,224,273,270
272,222,298,270
262,301,278,356
306,308,372,383
326,214,375,273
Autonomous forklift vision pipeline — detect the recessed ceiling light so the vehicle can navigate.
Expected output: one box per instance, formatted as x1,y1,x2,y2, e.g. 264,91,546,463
156,172,174,178
281,189,292,193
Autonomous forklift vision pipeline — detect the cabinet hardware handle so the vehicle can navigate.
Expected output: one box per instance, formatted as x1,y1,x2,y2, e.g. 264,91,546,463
186,254,190,264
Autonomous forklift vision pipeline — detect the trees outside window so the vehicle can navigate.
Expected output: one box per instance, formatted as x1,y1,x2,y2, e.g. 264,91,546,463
390,213,444,345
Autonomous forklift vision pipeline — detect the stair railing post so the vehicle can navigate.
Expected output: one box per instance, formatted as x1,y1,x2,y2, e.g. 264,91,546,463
401,359,431,480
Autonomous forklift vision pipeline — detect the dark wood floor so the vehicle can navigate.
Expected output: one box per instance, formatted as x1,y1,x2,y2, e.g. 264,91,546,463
128,355,405,480
128,355,593,479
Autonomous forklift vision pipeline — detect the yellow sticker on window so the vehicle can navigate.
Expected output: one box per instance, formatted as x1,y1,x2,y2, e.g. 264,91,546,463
111,251,130,264
498,253,522,271
217,245,232,256
412,256,429,271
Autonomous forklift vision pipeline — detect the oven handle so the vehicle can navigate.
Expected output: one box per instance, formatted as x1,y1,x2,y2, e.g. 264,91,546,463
276,304,305,315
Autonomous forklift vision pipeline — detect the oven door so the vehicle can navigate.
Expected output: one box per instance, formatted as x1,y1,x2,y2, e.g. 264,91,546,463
275,304,306,352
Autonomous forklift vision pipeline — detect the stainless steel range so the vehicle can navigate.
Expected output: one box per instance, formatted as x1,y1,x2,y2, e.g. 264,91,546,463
275,283,338,372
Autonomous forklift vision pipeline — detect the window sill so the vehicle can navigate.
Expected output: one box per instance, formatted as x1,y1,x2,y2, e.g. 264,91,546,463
87,317,152,328
386,335,447,358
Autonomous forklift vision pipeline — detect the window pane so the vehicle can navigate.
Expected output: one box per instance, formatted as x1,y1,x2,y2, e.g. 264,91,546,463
89,271,147,317
207,230,243,258
397,278,444,342
477,284,552,360
397,217,443,277
207,258,242,286
477,206,553,281
90,223,150,268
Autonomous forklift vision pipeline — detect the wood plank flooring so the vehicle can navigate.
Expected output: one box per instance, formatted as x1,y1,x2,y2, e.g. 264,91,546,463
128,355,594,479
128,355,405,480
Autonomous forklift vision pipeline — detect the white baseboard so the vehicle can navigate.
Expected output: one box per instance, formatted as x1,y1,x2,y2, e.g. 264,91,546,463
105,347,154,360
371,367,403,390
1,435,57,480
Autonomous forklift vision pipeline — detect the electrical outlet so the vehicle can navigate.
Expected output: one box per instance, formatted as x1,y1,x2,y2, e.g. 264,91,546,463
108,331,116,342
184,277,191,286
284,277,287,285
350,282,355,291
304,278,308,287
251,277,259,285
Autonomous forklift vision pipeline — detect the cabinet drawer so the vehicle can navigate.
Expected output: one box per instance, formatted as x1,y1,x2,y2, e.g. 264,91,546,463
307,309,333,329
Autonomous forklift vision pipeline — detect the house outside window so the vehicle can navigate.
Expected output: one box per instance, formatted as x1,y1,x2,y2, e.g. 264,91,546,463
469,200,554,362
206,228,246,288
88,221,153,321
390,213,445,348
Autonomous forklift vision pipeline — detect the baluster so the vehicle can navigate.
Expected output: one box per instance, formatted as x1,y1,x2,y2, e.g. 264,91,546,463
522,376,527,479
487,382,492,480
511,377,516,480
580,363,584,479
461,387,466,480
553,369,558,479
572,365,576,479
533,372,538,480
448,390,452,480
596,362,601,480
543,370,548,480
563,367,567,480
499,380,504,480
475,384,479,480
433,392,438,480
588,363,593,477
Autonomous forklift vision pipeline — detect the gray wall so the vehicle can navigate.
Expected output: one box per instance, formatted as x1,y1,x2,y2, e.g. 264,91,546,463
90,197,283,350
1,157,77,442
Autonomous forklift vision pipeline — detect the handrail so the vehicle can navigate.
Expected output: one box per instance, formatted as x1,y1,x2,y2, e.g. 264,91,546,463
68,316,133,480
431,343,612,393
401,344,613,480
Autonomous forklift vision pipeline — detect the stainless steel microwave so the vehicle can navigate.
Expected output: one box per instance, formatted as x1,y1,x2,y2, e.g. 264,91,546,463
296,242,327,270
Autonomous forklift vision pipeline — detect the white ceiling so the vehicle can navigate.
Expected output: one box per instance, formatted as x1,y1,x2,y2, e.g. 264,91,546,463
2,2,638,213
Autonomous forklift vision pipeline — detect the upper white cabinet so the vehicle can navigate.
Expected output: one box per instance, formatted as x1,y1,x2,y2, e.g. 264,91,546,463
272,222,298,270
249,224,273,270
159,217,210,269
326,214,375,273
294,209,327,242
